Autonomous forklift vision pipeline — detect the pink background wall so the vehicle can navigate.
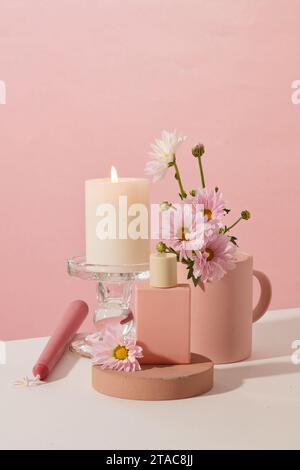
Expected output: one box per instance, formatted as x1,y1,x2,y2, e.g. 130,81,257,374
0,0,299,340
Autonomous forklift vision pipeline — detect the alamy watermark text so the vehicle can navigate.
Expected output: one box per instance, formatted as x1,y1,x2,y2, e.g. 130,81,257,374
0,80,6,104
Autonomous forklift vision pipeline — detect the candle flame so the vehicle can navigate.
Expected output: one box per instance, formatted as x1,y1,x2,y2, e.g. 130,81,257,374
111,166,118,183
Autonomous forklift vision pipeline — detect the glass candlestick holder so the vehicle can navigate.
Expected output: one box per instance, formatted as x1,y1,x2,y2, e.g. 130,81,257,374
67,256,149,357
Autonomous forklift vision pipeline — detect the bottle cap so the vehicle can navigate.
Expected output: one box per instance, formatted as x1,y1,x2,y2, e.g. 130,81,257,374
150,252,177,288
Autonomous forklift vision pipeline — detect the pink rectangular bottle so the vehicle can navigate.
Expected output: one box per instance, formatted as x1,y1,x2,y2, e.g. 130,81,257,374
135,252,191,365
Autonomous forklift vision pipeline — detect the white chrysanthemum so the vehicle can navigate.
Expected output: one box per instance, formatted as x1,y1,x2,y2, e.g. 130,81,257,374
145,130,186,182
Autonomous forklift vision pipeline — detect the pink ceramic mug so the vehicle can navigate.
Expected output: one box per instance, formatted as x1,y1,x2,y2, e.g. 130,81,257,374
177,252,272,364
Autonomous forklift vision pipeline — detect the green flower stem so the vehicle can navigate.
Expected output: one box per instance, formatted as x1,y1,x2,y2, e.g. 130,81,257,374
197,156,206,188
223,217,242,233
173,160,187,198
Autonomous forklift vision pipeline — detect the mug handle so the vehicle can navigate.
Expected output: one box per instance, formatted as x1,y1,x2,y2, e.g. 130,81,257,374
252,270,272,323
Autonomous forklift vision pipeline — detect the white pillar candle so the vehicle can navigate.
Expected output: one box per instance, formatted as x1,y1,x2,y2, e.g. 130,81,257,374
85,167,150,267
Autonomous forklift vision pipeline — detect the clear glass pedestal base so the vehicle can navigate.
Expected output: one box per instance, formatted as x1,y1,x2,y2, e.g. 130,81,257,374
67,256,149,357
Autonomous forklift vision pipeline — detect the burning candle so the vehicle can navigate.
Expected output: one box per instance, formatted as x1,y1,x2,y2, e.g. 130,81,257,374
85,167,150,267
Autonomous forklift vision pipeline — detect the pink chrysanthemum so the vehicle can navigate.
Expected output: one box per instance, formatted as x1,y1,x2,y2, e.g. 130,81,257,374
193,234,236,283
187,188,227,229
91,326,143,373
162,204,205,260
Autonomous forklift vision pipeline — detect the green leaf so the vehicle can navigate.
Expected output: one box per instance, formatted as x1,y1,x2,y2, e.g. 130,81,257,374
230,236,239,246
187,263,194,275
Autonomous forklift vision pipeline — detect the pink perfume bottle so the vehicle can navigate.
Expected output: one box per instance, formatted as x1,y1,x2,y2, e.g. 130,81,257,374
135,252,191,364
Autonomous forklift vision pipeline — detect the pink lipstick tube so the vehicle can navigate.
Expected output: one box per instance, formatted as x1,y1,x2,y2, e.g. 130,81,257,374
32,300,89,380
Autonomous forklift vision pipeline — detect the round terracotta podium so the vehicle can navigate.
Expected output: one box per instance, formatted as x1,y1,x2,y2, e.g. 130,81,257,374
92,354,213,400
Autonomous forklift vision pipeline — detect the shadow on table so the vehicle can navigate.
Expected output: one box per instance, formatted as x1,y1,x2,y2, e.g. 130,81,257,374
252,313,300,360
207,312,300,396
47,350,81,383
208,360,299,395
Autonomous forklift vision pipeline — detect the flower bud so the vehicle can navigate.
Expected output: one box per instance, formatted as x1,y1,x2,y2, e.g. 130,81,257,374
241,210,251,220
156,241,167,253
192,143,205,158
160,201,171,212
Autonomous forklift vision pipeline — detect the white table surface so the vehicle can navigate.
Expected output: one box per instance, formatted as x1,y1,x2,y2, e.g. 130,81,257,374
0,308,300,450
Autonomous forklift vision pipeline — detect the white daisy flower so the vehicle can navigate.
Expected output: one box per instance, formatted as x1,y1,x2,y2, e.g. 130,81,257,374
145,130,186,182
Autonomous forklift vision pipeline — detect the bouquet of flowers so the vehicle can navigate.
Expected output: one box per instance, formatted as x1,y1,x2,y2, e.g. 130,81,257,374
145,130,250,286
